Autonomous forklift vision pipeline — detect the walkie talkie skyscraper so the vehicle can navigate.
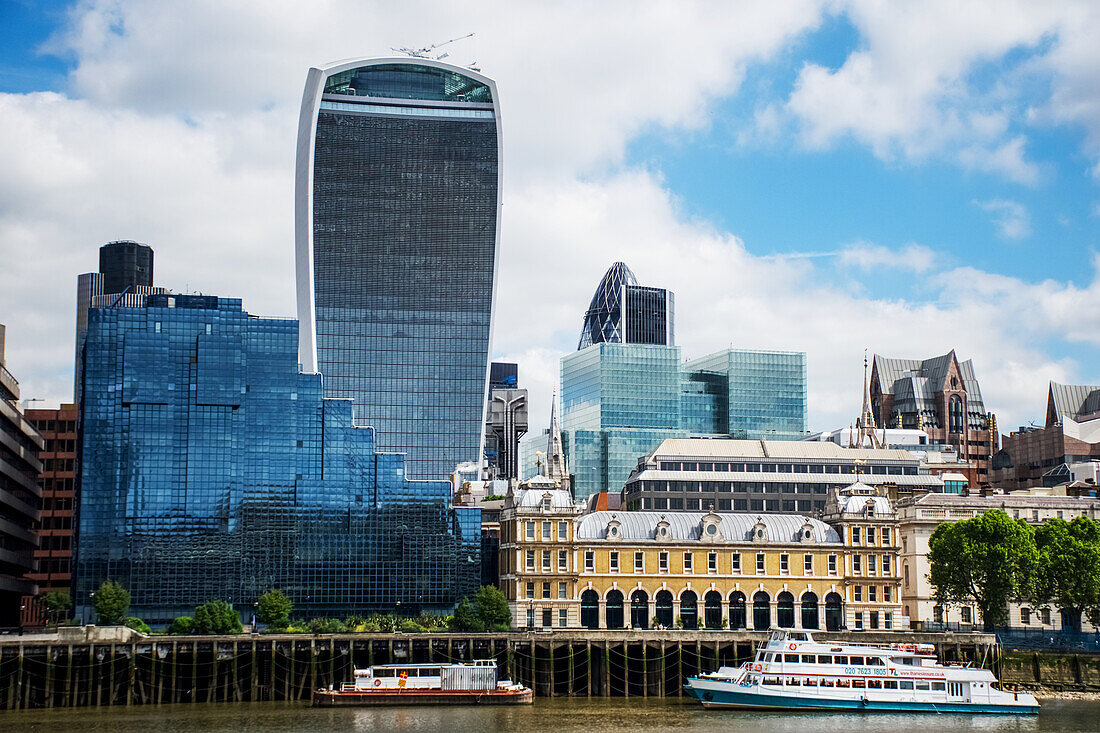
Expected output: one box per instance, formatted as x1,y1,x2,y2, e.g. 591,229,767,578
295,58,501,480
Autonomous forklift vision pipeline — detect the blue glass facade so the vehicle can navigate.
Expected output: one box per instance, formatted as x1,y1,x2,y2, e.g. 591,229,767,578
298,60,500,481
560,345,807,499
76,295,480,623
685,349,808,440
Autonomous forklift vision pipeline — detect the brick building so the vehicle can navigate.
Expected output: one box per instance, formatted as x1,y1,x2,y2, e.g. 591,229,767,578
992,382,1100,491
22,403,78,626
870,351,997,488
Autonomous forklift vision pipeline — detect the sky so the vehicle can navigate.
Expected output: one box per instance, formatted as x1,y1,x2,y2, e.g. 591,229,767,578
1,0,1100,438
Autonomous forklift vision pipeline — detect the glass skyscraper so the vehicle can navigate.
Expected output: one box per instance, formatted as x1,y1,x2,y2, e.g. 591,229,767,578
556,265,808,500
295,58,501,481
75,294,480,623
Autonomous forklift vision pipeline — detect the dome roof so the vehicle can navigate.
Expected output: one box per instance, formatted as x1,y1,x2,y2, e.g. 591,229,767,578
514,487,573,509
576,511,841,543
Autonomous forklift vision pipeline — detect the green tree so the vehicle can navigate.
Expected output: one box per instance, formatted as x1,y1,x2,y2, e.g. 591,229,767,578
257,589,293,629
193,600,243,635
474,585,512,631
449,597,484,632
93,580,130,626
1035,516,1100,631
40,591,71,626
169,616,195,635
928,510,1039,631
124,617,151,634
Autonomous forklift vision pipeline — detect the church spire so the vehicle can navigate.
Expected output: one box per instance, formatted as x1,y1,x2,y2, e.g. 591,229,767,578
546,385,570,491
851,350,885,449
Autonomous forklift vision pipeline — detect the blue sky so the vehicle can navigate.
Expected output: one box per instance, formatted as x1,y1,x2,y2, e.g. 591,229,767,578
1,1,1099,434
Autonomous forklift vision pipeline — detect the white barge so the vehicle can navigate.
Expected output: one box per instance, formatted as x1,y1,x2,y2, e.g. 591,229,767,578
684,629,1038,714
313,659,533,706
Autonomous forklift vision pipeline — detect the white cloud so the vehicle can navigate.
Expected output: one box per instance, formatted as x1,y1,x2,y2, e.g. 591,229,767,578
782,0,1094,183
973,198,1032,239
838,242,937,273
1,0,1097,447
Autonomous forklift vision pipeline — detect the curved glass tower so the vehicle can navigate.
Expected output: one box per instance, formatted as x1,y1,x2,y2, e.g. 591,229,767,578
578,262,674,350
295,59,501,480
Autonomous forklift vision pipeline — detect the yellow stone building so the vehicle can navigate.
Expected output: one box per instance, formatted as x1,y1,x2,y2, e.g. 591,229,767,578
500,481,902,631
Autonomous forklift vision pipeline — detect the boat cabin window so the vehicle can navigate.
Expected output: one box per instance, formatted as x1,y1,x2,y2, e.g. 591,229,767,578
916,681,930,691
899,680,914,690
801,655,815,663
817,655,832,664
849,656,865,665
931,682,946,691
820,679,834,687
763,677,781,686
784,654,799,663
786,677,800,686
851,680,866,689
865,657,885,666
376,669,396,677
883,680,898,689
833,655,848,665
788,632,808,641
868,680,882,689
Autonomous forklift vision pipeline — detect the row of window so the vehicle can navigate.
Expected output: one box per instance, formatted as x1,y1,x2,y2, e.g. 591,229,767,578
850,526,893,546
521,550,845,576
656,462,918,476
763,677,940,691
764,652,885,665
524,520,570,542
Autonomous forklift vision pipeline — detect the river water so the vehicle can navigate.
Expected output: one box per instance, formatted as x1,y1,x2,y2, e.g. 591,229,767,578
6,698,1100,732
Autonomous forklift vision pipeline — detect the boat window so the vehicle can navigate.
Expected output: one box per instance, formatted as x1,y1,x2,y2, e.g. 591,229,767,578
836,679,850,688
852,679,866,689
865,657,884,666
916,681,930,690
899,681,914,690
849,656,865,665
786,677,800,686
868,680,882,689
817,655,832,664
764,677,781,686
833,656,847,665
931,682,945,691
377,669,396,677
804,678,817,687
790,633,807,641
765,653,775,662
784,654,800,663
820,679,834,687
883,680,898,689
801,655,815,663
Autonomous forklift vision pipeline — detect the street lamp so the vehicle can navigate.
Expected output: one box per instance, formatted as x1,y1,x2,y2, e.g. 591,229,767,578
87,591,95,626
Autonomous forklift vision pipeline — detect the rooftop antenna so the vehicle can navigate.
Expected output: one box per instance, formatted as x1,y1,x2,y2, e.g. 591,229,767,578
392,33,474,60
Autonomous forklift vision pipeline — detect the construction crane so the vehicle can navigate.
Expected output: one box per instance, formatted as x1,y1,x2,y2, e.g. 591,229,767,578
392,33,474,60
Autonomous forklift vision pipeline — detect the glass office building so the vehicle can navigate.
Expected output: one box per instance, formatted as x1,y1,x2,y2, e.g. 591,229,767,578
75,294,480,623
295,58,501,481
685,349,808,440
558,266,808,500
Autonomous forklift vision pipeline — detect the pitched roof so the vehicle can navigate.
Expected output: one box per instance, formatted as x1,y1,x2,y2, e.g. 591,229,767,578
1049,382,1100,424
873,351,985,412
575,511,842,543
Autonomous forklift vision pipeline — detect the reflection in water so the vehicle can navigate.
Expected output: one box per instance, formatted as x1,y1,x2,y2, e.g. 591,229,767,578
9,698,1095,732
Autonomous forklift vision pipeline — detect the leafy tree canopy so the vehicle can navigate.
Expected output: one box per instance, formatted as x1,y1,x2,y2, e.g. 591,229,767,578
193,600,243,635
927,509,1038,631
474,585,512,631
93,580,130,626
1035,516,1100,630
124,617,151,634
40,591,71,625
257,589,293,629
169,616,195,635
449,597,484,632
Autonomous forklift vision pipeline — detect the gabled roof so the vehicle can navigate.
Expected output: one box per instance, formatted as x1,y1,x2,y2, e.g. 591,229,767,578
873,351,985,411
1048,382,1100,426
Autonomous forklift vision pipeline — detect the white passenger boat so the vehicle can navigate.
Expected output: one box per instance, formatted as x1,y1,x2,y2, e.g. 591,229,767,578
313,659,533,706
684,629,1038,714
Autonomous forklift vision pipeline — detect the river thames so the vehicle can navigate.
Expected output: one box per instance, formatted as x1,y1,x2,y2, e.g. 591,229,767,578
7,698,1100,732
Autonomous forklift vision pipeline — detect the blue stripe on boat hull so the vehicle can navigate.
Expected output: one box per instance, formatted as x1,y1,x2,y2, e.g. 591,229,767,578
683,684,1038,715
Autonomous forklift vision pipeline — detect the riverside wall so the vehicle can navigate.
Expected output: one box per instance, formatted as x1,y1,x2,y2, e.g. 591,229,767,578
0,630,999,710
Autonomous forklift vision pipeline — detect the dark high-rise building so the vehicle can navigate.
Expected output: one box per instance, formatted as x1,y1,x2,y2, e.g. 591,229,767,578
23,403,77,626
75,294,480,622
577,262,675,350
295,58,501,481
98,240,153,293
0,324,44,626
484,362,527,480
75,241,165,403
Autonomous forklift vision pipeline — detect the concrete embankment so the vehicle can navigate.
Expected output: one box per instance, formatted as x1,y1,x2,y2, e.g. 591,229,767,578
1000,650,1100,697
